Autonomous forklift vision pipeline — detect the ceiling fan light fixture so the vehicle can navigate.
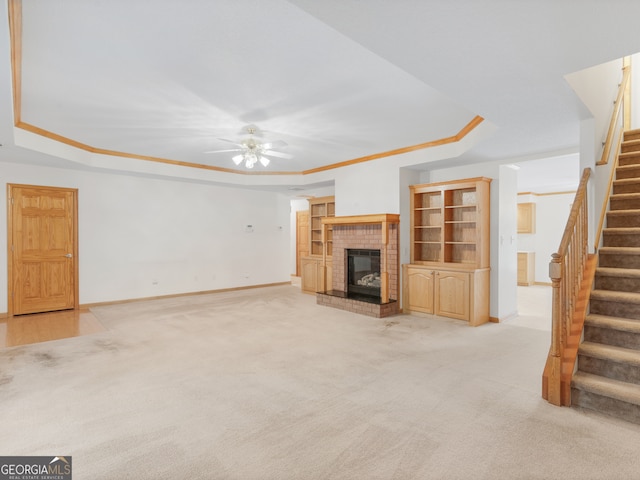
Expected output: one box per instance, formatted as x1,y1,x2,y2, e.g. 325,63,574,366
245,153,257,168
207,125,290,169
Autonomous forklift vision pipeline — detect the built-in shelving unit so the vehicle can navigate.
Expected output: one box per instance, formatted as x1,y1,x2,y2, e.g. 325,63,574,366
301,196,335,294
404,177,491,325
411,179,489,268
310,196,335,256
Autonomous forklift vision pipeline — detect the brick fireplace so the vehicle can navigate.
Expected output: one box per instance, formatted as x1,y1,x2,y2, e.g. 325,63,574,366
316,214,400,318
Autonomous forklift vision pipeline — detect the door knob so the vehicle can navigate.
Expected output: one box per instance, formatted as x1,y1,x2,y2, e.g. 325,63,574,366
64,253,73,258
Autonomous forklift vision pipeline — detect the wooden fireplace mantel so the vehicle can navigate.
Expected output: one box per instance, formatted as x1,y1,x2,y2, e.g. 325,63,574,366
320,214,400,303
321,213,400,226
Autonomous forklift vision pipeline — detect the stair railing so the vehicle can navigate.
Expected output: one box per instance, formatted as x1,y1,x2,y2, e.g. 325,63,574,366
598,65,630,166
595,62,630,249
544,60,632,406
595,129,624,251
546,167,591,406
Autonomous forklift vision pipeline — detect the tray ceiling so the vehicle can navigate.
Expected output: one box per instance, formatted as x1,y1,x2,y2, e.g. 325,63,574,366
3,0,640,189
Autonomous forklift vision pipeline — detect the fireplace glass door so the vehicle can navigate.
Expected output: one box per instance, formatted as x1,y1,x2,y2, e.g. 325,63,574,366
347,249,381,298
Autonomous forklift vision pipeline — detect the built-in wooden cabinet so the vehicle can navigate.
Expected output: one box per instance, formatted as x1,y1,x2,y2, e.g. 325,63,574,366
301,196,335,294
404,177,491,325
517,251,535,286
403,265,489,324
517,202,536,234
301,257,332,294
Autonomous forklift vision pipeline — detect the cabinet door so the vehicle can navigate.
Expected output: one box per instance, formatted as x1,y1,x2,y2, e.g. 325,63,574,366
517,253,528,285
435,271,470,320
301,258,319,294
517,252,535,286
406,268,435,314
517,203,536,233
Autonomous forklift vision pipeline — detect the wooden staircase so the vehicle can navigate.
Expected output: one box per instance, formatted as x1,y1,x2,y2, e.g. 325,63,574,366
571,129,640,424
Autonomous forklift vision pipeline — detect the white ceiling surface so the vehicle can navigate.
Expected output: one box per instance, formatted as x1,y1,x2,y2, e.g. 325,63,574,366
2,1,640,193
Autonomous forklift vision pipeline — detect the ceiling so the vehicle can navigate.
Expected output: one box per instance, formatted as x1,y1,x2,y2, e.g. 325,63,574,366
2,0,640,194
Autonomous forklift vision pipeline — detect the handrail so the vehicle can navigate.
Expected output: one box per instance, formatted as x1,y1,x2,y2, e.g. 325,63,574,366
598,65,630,166
595,128,624,250
545,167,591,406
595,61,631,246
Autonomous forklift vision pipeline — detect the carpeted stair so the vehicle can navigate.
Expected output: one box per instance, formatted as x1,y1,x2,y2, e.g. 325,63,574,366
572,129,640,424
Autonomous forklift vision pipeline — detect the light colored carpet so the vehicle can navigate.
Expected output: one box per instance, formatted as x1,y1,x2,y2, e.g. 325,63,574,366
1,285,639,479
503,285,552,331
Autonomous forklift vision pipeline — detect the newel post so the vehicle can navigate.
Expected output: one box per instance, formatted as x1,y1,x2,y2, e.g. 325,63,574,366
547,252,563,406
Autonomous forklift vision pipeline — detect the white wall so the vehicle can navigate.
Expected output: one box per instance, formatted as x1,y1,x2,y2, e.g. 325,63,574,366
517,192,575,284
1,162,292,312
334,160,402,216
497,165,518,320
580,118,598,252
399,168,422,267
565,58,623,160
567,58,625,253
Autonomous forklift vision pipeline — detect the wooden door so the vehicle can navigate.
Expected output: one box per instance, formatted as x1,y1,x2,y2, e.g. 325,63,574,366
435,270,469,320
296,210,309,276
8,185,78,315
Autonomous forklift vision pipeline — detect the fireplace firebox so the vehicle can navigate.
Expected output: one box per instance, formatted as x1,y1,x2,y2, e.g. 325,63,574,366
347,249,381,299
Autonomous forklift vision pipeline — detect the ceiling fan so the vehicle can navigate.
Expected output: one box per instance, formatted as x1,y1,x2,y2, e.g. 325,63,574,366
205,125,292,169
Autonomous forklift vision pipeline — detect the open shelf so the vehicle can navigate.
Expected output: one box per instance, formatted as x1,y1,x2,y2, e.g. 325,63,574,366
409,178,490,268
309,196,335,257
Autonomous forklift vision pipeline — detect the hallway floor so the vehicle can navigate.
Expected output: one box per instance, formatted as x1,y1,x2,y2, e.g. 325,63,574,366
0,308,106,348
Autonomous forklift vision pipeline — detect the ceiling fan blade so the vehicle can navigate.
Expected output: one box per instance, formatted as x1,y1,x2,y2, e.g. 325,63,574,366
263,150,293,159
262,140,287,150
203,148,243,154
216,138,243,146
